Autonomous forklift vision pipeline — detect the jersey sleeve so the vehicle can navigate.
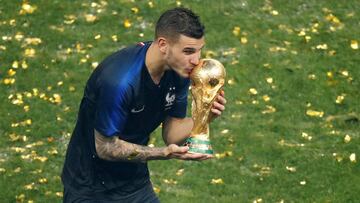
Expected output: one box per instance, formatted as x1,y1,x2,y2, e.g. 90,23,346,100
94,79,132,137
168,79,190,118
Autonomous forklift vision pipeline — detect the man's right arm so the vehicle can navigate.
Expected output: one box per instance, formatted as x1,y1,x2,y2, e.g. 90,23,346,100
94,130,209,162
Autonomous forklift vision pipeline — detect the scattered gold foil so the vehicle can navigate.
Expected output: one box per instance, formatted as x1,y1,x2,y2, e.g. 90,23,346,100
19,3,37,15
300,180,306,185
286,166,296,172
301,132,312,141
262,95,270,102
24,48,36,57
124,19,131,28
262,105,276,114
84,14,97,23
249,88,258,95
306,109,324,117
344,134,351,143
153,186,160,194
335,94,346,104
233,26,240,36
350,40,358,49
349,153,356,163
211,178,224,184
163,179,177,185
176,168,184,176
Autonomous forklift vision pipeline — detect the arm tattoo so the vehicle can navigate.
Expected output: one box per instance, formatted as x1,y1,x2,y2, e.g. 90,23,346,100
95,130,169,162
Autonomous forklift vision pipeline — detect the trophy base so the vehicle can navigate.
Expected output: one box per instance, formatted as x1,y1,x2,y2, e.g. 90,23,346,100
185,137,213,155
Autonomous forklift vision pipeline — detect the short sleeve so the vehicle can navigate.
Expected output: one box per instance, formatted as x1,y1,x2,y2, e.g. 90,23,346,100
168,79,190,118
94,80,132,137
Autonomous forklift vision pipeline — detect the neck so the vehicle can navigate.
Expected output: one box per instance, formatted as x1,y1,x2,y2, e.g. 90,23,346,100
145,42,167,84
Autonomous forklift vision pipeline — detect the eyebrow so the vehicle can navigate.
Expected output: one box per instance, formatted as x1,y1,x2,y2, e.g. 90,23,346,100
183,45,205,52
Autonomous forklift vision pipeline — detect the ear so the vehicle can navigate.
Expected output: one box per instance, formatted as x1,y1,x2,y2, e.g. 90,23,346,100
156,37,168,54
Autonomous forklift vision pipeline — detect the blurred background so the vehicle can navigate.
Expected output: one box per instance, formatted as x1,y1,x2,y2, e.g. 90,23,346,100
0,0,359,202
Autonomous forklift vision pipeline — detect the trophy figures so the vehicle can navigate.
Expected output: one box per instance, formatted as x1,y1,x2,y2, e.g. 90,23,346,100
185,59,226,155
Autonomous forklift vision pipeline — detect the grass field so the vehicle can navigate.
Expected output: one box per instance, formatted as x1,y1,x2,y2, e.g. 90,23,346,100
0,0,359,202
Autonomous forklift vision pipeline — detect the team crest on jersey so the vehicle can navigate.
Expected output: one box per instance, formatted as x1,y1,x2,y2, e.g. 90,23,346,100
165,87,176,110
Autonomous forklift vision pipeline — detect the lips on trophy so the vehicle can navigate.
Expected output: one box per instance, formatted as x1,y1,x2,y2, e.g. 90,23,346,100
185,58,226,155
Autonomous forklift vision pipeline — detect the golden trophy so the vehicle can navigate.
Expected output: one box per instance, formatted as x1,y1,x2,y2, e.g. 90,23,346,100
185,59,226,155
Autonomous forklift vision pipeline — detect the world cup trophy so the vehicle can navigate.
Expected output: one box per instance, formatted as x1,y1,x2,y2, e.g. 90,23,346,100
185,59,226,155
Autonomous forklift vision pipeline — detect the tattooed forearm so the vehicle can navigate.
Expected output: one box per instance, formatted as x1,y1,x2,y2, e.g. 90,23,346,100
95,130,169,162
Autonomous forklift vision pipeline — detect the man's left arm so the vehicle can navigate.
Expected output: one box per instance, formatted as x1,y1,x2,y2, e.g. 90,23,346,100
162,90,227,145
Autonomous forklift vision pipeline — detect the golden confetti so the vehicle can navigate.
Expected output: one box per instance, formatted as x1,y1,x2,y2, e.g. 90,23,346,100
308,74,316,80
306,109,324,118
16,194,25,202
38,178,48,184
249,88,258,95
55,192,63,197
20,3,37,15
286,166,296,172
24,182,35,190
111,35,118,42
24,48,36,57
333,153,343,162
233,26,240,36
350,40,358,49
349,153,356,163
3,78,16,85
270,10,279,15
84,14,97,23
153,186,160,194
94,34,101,40
131,7,139,14
48,148,58,155
316,44,328,50
344,134,351,143
148,1,154,8
24,37,42,46
15,32,24,41
340,70,349,77
240,37,248,44
300,180,306,185
304,35,311,43
253,198,263,203
221,129,229,134
262,95,270,102
7,69,16,76
227,78,235,85
215,151,233,159
262,105,276,114
22,60,28,69
124,19,131,28
163,179,177,185
301,132,312,141
211,178,224,184
64,15,76,25
335,94,346,104
176,168,184,176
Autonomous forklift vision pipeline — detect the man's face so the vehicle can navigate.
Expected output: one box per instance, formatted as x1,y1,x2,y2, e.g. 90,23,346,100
165,35,205,78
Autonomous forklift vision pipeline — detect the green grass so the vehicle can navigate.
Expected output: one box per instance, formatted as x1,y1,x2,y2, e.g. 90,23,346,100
1,0,359,202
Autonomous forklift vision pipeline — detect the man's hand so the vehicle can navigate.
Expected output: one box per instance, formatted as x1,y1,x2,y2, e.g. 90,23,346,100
210,90,227,121
165,144,213,161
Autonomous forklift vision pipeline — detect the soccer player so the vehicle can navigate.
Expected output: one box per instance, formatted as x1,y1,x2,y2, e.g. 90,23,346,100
61,7,226,202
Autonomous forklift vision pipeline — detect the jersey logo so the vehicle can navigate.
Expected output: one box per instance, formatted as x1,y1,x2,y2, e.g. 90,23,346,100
165,87,176,109
131,105,145,113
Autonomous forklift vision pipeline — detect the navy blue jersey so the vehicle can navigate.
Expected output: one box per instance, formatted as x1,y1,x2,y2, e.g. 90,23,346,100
61,42,190,199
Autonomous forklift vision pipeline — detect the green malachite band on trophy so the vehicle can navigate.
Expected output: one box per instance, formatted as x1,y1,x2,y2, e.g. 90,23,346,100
188,147,214,154
185,137,214,155
186,137,210,145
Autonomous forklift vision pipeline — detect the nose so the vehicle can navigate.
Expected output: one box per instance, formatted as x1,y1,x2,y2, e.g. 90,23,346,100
190,53,201,66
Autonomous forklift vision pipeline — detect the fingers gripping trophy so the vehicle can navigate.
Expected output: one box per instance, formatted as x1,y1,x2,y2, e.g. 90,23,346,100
185,59,226,155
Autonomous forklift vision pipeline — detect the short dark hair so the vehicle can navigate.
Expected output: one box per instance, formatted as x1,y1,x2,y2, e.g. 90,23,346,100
155,7,205,42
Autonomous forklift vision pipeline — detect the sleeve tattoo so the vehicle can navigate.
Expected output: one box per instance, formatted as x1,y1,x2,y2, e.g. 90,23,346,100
94,130,169,162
